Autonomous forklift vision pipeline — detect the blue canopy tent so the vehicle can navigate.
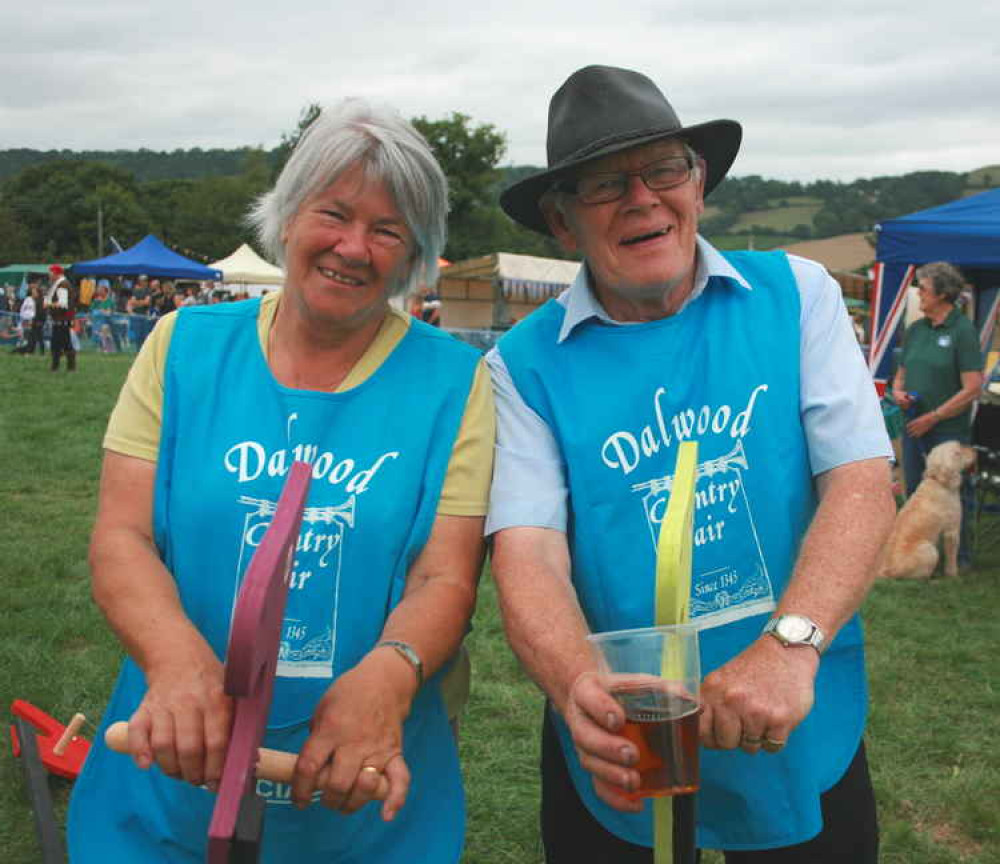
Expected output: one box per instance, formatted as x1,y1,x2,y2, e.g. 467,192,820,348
70,234,221,281
869,188,1000,391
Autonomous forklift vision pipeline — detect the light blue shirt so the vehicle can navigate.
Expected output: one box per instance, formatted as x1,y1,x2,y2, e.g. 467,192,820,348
486,236,891,535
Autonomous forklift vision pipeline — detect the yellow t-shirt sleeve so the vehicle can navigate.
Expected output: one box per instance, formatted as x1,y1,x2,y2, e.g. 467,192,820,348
102,312,177,460
437,357,496,517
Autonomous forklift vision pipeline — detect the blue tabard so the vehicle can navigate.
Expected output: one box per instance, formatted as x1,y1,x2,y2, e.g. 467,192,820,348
498,251,868,851
68,300,480,862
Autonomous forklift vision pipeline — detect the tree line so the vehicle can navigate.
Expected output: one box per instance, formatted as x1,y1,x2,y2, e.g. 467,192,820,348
0,107,993,267
700,170,977,241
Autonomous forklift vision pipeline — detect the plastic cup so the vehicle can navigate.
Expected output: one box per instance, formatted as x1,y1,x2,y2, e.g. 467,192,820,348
587,623,700,799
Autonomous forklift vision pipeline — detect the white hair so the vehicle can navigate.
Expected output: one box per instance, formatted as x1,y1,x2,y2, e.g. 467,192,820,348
248,99,449,296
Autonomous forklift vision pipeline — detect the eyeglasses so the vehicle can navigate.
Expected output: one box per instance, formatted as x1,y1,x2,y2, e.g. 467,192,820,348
557,156,694,205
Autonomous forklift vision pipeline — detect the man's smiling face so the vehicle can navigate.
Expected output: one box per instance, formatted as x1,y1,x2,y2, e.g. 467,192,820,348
544,138,705,320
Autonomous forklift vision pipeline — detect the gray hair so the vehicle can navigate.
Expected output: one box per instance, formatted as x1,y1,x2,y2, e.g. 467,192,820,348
248,99,448,297
916,261,965,304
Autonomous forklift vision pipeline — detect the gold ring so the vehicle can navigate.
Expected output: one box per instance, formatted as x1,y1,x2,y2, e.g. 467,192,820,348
762,737,786,753
361,765,380,774
741,736,763,745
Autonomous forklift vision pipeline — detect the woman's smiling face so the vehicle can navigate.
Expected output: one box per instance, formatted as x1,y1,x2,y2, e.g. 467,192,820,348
282,163,415,331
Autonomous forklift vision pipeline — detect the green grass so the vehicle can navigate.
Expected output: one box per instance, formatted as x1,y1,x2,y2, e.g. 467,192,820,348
2,351,999,862
733,203,822,232
706,233,801,252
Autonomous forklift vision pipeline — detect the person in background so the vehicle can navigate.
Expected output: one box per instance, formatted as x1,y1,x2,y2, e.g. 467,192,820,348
68,98,493,863
45,265,76,371
421,289,443,327
126,274,152,350
11,283,37,354
25,281,47,355
487,65,894,862
178,284,198,307
90,281,118,351
891,261,982,568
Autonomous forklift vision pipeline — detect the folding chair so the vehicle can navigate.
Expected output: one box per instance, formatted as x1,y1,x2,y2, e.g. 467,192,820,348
972,402,1000,559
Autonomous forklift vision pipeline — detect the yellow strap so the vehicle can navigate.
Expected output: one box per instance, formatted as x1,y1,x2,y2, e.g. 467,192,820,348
652,441,699,864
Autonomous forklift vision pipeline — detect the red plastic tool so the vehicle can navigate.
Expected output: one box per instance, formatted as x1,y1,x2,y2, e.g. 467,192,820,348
207,461,311,863
9,700,90,780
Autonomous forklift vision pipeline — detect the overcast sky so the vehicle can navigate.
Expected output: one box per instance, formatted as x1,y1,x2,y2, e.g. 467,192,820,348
2,0,997,183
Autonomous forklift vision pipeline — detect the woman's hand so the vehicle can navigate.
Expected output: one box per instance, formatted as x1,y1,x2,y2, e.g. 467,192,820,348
906,411,938,438
90,451,234,790
126,644,232,789
291,649,415,821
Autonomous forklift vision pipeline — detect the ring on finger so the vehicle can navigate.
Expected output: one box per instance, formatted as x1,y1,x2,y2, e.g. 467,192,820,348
762,737,786,753
361,765,380,775
741,735,762,745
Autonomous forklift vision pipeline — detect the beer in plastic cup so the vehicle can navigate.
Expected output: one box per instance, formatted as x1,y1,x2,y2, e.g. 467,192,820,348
587,623,700,799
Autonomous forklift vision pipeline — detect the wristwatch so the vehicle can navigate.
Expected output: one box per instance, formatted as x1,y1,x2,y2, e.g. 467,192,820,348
763,614,825,654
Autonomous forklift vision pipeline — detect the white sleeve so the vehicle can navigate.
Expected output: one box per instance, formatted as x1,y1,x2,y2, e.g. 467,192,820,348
791,255,893,475
485,346,569,535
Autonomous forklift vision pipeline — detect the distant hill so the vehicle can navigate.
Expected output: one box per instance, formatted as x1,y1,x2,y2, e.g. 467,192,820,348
2,145,997,266
0,147,269,183
966,165,1000,189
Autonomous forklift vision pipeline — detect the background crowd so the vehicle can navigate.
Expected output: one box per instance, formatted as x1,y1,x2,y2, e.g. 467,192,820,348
1,272,251,358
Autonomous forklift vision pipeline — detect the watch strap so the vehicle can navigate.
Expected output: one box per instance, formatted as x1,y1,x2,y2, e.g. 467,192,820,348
763,614,825,653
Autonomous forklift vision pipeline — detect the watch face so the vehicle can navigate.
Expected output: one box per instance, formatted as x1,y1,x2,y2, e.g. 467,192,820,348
778,616,811,641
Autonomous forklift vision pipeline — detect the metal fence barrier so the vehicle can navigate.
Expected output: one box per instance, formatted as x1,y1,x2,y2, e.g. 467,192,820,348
2,311,505,356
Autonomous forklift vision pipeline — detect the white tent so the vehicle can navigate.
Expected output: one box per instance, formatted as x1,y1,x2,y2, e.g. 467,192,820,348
209,244,284,296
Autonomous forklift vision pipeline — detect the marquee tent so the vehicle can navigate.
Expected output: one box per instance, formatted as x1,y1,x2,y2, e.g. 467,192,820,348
437,252,581,329
70,234,221,281
209,243,284,286
869,188,1000,391
0,263,52,281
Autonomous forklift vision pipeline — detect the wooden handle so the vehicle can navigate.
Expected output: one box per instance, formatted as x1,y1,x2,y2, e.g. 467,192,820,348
105,721,389,799
53,713,87,756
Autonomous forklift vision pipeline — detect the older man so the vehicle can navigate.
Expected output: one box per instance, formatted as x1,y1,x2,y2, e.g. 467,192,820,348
487,66,895,862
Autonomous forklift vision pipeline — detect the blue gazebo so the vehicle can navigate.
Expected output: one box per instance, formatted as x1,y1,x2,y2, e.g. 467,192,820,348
70,235,221,281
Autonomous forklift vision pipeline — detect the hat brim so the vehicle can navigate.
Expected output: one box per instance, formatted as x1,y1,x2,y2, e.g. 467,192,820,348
500,119,742,236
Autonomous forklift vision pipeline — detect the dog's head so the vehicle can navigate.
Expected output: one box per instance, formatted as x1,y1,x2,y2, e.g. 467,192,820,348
924,441,975,489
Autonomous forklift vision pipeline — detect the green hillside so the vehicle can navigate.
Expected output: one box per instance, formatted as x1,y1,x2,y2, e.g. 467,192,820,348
966,165,1000,189
734,202,822,232
2,134,998,265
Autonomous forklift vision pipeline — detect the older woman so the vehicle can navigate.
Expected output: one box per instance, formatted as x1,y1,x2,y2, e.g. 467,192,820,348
892,261,982,567
68,100,494,862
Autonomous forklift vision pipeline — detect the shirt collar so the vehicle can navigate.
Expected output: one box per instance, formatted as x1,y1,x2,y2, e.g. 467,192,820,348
556,235,754,343
931,306,962,329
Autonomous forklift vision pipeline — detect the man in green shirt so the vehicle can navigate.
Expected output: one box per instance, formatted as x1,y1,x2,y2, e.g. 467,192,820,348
892,261,983,566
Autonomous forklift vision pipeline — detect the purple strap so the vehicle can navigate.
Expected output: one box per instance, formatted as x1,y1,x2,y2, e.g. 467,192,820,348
207,461,312,863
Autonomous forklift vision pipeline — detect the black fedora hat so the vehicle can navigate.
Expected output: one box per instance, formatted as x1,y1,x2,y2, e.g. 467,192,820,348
500,65,742,235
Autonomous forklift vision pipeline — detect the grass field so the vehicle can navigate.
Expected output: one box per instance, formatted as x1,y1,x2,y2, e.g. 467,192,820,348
1,351,998,863
707,233,801,252
733,203,823,232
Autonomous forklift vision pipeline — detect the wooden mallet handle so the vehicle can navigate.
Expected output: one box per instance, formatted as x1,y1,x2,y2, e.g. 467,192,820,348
104,721,390,799
53,713,87,757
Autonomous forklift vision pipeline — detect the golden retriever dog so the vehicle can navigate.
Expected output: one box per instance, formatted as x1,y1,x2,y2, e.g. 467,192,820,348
877,440,975,580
